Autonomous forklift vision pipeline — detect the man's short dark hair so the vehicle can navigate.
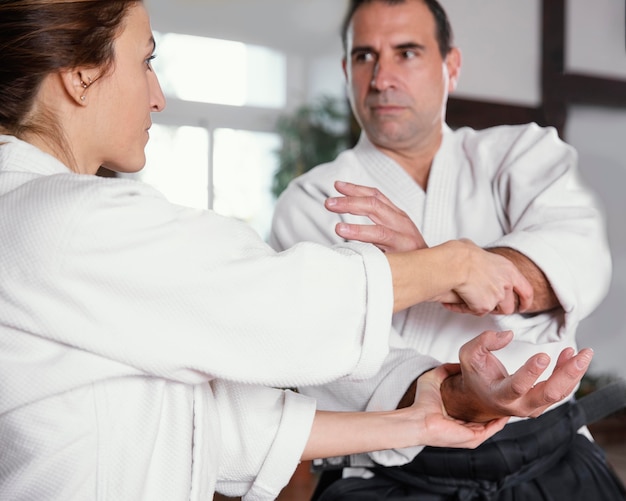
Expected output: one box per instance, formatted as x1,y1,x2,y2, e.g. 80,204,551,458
341,0,454,58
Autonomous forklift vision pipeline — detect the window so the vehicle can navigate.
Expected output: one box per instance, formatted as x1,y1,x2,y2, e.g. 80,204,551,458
133,32,288,241
153,32,286,108
139,124,280,241
212,128,281,240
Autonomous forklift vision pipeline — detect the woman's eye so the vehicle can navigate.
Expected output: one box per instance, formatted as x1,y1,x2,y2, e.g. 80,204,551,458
146,54,156,69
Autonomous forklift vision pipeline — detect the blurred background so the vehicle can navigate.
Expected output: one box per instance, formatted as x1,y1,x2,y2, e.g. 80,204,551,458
140,0,626,383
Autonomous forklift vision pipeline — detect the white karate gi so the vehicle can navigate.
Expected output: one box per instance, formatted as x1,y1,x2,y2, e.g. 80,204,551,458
270,123,612,465
0,135,416,500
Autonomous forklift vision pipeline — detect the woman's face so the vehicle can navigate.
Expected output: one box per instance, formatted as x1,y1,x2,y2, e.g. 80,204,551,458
90,2,165,174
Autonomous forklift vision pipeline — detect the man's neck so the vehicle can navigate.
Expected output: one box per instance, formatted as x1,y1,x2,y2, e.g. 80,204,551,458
376,133,442,191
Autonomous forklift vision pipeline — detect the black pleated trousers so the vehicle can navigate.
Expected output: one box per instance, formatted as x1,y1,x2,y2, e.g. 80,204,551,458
314,402,626,501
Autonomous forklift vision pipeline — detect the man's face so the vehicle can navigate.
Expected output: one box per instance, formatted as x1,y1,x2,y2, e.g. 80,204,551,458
343,0,460,153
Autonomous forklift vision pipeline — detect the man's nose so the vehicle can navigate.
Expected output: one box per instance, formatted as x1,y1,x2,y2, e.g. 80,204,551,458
369,59,394,91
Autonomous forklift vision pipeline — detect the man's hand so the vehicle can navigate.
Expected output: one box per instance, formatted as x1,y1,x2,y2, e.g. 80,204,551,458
325,180,428,252
440,330,593,423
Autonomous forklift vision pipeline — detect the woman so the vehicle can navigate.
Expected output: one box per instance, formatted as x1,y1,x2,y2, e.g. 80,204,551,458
0,1,591,500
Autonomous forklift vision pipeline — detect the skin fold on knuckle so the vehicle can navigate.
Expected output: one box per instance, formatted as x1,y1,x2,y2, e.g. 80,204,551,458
509,379,528,399
543,387,567,405
376,225,392,243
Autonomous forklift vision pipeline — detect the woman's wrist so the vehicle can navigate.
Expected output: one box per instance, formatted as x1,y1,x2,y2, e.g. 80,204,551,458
302,407,426,461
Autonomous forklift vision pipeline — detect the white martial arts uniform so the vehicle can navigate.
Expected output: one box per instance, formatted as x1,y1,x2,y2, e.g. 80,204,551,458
270,123,612,466
0,135,422,500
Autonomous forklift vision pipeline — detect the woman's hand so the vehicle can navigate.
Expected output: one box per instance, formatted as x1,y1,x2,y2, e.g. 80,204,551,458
302,362,508,461
407,364,509,449
386,239,533,315
435,239,534,316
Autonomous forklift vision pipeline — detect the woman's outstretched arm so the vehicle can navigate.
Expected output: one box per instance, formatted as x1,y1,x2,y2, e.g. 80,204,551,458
302,364,508,461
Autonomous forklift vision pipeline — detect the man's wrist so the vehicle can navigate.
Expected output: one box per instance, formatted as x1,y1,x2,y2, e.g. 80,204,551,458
397,379,417,409
441,372,468,418
442,373,506,423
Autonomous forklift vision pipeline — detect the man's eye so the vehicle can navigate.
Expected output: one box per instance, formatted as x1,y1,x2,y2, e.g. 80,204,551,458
353,52,375,63
401,50,417,59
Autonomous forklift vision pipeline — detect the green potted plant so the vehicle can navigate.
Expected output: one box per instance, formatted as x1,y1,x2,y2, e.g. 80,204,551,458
272,95,352,198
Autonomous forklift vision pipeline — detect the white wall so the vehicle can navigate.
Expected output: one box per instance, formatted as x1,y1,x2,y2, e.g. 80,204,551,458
564,0,626,378
568,105,626,379
443,0,542,105
147,0,626,379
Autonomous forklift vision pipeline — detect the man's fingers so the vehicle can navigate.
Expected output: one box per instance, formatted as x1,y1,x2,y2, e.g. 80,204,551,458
466,330,514,352
459,330,514,368
329,181,396,221
536,348,593,404
328,182,428,252
325,194,388,217
554,346,576,368
505,353,551,400
506,346,589,418
335,221,389,244
334,180,394,205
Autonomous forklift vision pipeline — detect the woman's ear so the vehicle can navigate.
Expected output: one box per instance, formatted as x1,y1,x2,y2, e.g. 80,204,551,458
60,68,93,105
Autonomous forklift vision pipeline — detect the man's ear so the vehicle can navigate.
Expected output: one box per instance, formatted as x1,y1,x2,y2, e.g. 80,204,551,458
342,57,348,81
59,68,92,105
446,47,462,93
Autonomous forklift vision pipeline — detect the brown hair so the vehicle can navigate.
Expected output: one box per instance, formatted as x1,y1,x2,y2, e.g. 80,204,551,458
340,0,454,58
0,0,141,140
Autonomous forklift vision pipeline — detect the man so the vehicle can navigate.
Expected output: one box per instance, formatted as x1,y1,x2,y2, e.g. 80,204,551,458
270,0,625,499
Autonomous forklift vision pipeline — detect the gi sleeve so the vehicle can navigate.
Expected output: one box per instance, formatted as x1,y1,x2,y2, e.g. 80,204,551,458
15,176,393,388
484,124,611,337
211,381,316,500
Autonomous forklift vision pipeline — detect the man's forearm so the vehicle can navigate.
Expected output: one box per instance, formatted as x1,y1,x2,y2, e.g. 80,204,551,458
487,247,560,313
397,379,418,409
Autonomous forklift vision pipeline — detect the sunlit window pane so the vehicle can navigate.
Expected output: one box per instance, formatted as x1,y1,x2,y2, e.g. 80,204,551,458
153,32,286,108
141,124,210,209
213,129,280,240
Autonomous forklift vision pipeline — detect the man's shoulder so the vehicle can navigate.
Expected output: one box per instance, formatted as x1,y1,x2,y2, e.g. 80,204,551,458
451,122,554,142
447,122,567,158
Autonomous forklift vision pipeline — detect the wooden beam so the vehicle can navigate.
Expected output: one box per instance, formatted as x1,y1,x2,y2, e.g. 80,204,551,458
558,73,626,108
540,0,567,136
446,97,545,129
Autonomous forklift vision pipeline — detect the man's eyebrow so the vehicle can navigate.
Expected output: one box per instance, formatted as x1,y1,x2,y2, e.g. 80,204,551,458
350,41,426,56
394,42,426,51
350,45,375,56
